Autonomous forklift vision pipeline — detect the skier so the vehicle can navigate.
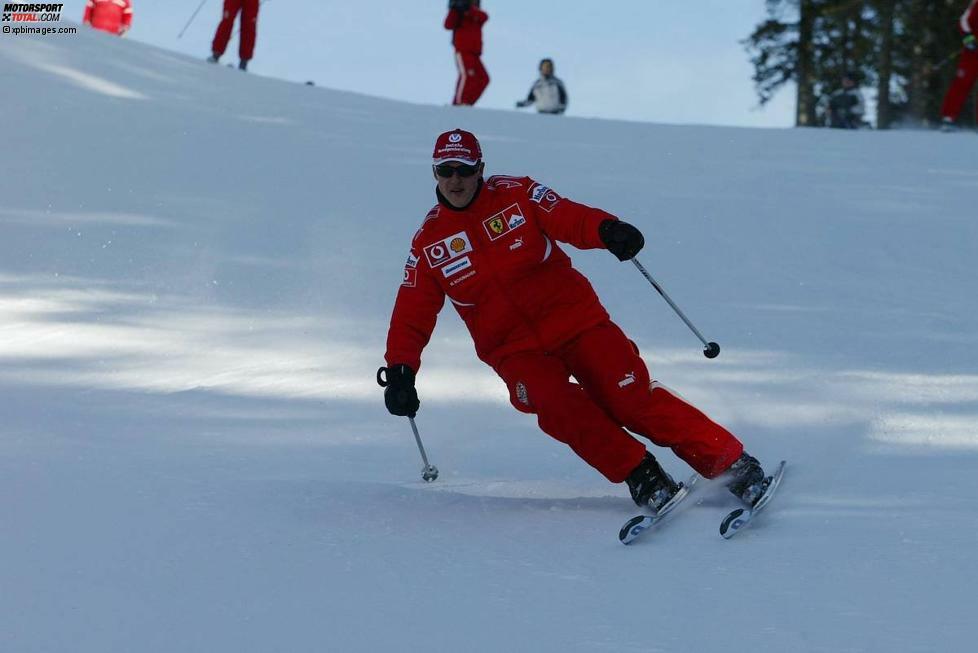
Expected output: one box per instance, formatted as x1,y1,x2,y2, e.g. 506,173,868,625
940,0,978,131
82,0,133,36
207,0,260,71
819,73,866,129
515,58,568,115
445,0,490,106
381,129,771,514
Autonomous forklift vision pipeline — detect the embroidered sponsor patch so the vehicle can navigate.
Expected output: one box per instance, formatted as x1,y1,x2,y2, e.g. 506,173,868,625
483,204,526,241
618,372,636,388
424,231,473,268
516,381,529,406
405,251,419,269
529,183,562,212
402,267,417,287
442,256,472,278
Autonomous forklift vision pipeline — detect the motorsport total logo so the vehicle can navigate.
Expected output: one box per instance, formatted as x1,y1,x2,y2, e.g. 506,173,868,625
2,3,63,22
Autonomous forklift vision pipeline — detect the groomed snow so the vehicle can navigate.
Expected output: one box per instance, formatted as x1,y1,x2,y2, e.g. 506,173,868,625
1,27,976,652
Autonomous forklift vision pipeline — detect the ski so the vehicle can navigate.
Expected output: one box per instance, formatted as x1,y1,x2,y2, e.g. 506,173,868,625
719,460,786,539
619,473,700,545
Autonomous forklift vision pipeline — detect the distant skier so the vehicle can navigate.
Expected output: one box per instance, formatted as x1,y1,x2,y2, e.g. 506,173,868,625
380,128,773,514
445,0,490,106
515,58,568,115
819,73,866,129
940,0,978,131
208,0,260,71
82,0,133,36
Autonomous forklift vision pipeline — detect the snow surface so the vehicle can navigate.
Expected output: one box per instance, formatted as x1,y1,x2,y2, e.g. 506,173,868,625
2,28,977,653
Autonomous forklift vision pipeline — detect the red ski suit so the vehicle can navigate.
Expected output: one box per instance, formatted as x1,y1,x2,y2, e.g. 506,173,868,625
385,176,744,483
83,0,132,36
942,0,978,121
212,0,260,62
445,7,490,106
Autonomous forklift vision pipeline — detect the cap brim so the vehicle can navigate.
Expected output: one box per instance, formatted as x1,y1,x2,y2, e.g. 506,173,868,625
433,156,480,166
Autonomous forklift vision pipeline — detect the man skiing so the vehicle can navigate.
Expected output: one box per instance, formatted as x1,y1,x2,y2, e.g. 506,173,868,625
381,129,770,513
82,0,133,36
208,0,260,71
516,58,568,115
940,0,978,130
445,0,490,106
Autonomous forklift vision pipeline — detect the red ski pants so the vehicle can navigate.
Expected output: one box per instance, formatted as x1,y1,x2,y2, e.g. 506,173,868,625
941,47,978,122
495,322,744,483
212,0,259,62
453,51,489,106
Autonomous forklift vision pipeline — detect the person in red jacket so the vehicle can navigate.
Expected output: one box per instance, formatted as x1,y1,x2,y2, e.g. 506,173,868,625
380,129,772,513
941,0,978,129
82,0,133,36
445,0,490,105
208,0,260,71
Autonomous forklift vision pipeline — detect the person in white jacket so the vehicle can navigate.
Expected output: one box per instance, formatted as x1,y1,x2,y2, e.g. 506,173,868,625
516,58,568,115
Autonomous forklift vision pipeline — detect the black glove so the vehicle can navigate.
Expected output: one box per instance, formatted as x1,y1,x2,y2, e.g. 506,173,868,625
377,364,420,418
599,219,644,261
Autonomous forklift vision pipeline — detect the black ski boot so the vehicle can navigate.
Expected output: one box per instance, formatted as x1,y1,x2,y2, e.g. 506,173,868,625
726,452,769,507
626,452,680,513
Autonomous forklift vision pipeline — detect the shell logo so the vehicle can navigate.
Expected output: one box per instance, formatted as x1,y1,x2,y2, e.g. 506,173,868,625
450,237,467,253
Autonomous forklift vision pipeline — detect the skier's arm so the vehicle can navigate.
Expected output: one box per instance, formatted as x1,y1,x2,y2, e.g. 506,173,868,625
385,250,447,373
444,9,464,30
516,84,535,108
527,180,617,250
557,80,568,113
472,8,489,25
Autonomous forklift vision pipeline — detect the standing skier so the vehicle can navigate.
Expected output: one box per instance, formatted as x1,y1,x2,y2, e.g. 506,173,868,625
381,129,771,513
445,0,490,106
819,73,866,129
82,0,133,36
516,58,568,115
941,0,978,130
208,0,260,71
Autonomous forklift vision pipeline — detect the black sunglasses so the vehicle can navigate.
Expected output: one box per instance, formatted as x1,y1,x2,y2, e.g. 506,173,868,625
434,163,480,178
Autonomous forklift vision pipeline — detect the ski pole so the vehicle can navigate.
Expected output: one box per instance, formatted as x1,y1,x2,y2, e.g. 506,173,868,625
631,258,720,359
177,0,209,39
409,417,439,482
377,367,439,482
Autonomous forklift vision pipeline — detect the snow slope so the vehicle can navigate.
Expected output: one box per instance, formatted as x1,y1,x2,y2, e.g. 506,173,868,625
2,28,977,653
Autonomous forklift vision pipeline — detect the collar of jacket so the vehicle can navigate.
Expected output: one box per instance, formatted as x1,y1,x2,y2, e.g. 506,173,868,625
435,178,484,212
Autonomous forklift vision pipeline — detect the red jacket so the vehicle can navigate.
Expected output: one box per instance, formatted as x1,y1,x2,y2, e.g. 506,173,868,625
444,7,488,55
386,176,618,372
961,0,978,35
83,0,132,35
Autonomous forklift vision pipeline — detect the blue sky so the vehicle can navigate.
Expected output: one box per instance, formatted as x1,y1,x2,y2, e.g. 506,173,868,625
62,0,796,128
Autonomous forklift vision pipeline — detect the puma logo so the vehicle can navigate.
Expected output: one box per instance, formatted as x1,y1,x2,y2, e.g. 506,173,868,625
509,237,524,251
618,372,636,388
